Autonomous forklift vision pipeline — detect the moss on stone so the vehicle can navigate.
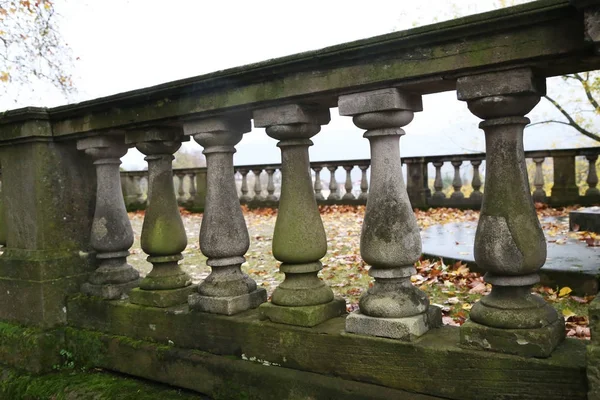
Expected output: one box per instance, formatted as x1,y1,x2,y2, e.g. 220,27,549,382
0,367,202,399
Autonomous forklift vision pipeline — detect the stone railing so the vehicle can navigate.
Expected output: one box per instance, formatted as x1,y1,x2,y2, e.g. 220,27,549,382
1,1,600,399
122,146,600,210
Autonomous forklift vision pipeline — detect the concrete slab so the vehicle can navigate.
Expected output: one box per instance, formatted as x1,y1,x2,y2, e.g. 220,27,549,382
421,217,600,295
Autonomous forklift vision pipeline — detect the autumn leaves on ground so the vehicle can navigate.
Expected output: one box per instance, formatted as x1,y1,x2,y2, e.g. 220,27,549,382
127,205,597,340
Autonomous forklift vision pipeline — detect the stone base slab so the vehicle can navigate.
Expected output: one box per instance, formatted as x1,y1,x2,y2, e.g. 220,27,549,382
81,278,141,300
129,285,197,308
345,306,442,341
570,207,600,234
259,297,346,327
188,288,267,315
460,318,565,358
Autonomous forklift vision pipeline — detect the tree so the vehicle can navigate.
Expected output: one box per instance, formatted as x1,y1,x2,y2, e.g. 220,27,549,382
172,146,206,169
0,0,74,100
530,72,600,143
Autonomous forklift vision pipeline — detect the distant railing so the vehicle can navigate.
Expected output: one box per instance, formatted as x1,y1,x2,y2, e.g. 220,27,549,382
122,146,600,210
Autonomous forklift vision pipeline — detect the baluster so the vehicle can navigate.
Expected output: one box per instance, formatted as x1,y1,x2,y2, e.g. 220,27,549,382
358,165,369,201
188,172,197,199
254,104,345,327
313,166,324,201
252,168,265,202
450,160,464,199
552,152,579,205
265,167,278,201
339,88,441,340
176,172,187,203
327,166,340,200
239,169,251,203
133,175,146,204
184,118,266,315
432,161,445,198
470,159,483,202
532,157,547,202
457,68,563,357
342,165,355,200
586,154,600,196
125,127,194,307
77,136,140,299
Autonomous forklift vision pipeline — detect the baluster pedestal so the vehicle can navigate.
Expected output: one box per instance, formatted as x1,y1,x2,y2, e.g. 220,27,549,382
457,69,564,357
339,88,441,340
254,104,345,327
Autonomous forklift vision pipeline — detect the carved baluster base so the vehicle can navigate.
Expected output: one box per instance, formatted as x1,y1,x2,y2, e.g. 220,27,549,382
259,261,346,327
345,267,442,340
82,252,141,300
129,257,195,308
189,258,267,315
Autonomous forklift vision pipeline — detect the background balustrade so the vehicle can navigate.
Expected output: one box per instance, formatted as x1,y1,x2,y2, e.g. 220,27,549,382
121,147,600,211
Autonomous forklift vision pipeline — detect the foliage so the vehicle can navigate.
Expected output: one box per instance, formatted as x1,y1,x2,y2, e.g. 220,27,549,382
172,146,206,169
0,0,73,99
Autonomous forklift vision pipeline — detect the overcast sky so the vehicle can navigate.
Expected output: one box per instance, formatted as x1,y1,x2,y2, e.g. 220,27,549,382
4,0,598,169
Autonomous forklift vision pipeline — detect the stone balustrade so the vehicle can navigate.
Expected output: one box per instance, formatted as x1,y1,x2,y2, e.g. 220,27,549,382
122,146,600,211
1,1,600,399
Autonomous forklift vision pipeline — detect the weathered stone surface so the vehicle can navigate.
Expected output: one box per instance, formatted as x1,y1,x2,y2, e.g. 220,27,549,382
588,343,600,400
460,318,565,358
338,88,423,115
128,285,197,308
552,153,580,205
0,322,63,373
189,288,267,316
458,68,564,357
126,127,192,306
67,296,588,400
254,104,342,326
184,117,265,315
259,297,346,327
78,135,140,300
67,328,437,400
346,306,442,341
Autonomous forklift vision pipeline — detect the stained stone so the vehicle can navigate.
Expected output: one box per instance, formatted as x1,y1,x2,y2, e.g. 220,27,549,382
346,306,442,341
259,297,346,327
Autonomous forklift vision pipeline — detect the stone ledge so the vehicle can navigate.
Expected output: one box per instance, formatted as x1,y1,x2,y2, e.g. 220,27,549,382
66,327,438,400
66,295,588,400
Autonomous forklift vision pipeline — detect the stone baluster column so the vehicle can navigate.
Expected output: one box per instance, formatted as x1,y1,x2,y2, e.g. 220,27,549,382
457,68,564,357
254,104,345,327
184,117,266,315
342,165,355,200
327,166,340,200
339,88,441,340
239,169,252,203
532,157,547,203
176,172,187,204
451,160,464,199
586,154,600,197
77,136,141,299
130,175,146,207
188,172,197,200
265,167,278,201
552,152,579,205
125,127,195,307
470,159,483,202
432,161,445,199
358,165,369,201
406,158,430,208
313,166,325,201
252,169,265,202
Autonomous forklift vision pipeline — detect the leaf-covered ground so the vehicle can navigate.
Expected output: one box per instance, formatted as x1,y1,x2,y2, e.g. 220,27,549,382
128,205,597,340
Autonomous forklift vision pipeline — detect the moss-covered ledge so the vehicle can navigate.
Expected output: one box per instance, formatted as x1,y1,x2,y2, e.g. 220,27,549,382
0,322,64,373
67,295,588,400
0,365,204,399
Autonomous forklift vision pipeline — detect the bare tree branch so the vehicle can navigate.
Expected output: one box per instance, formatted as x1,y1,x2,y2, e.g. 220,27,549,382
538,95,600,142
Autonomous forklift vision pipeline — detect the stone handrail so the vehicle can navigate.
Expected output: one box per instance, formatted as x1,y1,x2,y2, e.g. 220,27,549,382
0,1,600,399
121,146,600,210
